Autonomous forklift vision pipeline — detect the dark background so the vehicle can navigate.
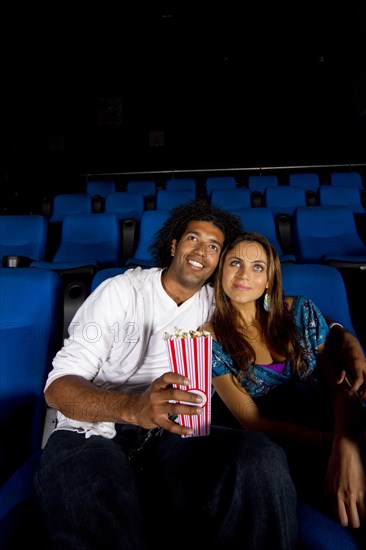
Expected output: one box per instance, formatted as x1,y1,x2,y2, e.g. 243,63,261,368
1,2,366,190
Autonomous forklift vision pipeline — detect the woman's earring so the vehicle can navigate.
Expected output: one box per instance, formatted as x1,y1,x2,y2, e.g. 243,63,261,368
263,291,271,312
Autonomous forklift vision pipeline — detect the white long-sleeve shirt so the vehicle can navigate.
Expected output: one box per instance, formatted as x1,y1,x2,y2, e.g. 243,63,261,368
46,267,214,438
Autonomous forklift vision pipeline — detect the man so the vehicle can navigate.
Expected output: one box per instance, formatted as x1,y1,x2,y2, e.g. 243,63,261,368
35,199,365,549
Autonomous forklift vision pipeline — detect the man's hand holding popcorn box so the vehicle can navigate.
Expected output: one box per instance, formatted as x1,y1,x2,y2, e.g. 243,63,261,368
164,328,212,437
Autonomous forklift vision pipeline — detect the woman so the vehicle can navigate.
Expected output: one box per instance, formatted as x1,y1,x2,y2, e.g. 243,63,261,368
202,231,366,532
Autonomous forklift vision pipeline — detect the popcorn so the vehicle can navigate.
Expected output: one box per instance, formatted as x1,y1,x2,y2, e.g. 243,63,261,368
163,327,211,340
164,327,212,437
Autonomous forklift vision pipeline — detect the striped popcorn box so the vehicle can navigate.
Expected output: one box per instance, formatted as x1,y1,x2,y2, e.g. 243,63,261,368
164,330,212,437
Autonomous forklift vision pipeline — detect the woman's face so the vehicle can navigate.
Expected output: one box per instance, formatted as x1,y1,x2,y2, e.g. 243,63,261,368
222,240,269,306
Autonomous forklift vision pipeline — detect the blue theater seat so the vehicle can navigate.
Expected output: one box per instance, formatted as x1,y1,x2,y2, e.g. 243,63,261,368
126,180,157,209
292,205,366,348
31,213,121,337
265,185,307,217
247,174,279,193
33,213,121,270
231,207,296,263
318,185,365,214
210,188,252,210
288,172,320,193
104,191,145,263
293,206,366,266
156,189,196,210
281,263,357,335
49,193,93,223
0,214,48,267
90,267,129,292
105,191,145,221
126,209,170,268
86,180,116,198
0,268,63,547
247,175,279,207
166,178,197,195
205,176,237,197
330,171,363,189
126,180,156,197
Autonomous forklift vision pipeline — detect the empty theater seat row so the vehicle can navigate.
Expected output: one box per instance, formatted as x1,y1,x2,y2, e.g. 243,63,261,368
2,203,366,271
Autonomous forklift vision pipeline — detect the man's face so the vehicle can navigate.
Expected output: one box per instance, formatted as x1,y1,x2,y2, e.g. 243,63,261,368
169,220,225,289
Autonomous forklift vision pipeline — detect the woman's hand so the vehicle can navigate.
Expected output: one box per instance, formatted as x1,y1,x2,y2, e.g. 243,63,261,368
326,327,366,401
325,435,366,528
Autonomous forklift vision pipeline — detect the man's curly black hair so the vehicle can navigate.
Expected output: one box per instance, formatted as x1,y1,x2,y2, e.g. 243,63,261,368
149,198,244,268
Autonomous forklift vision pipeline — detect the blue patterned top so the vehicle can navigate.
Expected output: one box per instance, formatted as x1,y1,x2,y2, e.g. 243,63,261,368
212,296,329,399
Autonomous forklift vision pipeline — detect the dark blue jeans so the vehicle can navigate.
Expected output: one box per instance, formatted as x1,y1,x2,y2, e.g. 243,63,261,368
34,424,297,549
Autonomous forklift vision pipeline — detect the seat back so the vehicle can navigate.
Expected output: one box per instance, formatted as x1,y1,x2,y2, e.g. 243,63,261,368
0,214,48,265
86,180,116,198
293,206,366,263
330,171,363,189
49,193,93,222
91,267,129,292
166,178,197,195
156,189,195,210
318,185,365,213
52,213,121,267
265,186,307,216
211,188,251,210
0,268,62,480
281,263,356,335
126,209,170,267
231,207,296,262
105,191,145,221
247,175,279,193
205,176,237,197
288,173,320,192
126,180,156,197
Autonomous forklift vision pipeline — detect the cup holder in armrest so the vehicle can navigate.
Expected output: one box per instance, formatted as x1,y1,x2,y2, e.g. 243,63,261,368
2,255,32,267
